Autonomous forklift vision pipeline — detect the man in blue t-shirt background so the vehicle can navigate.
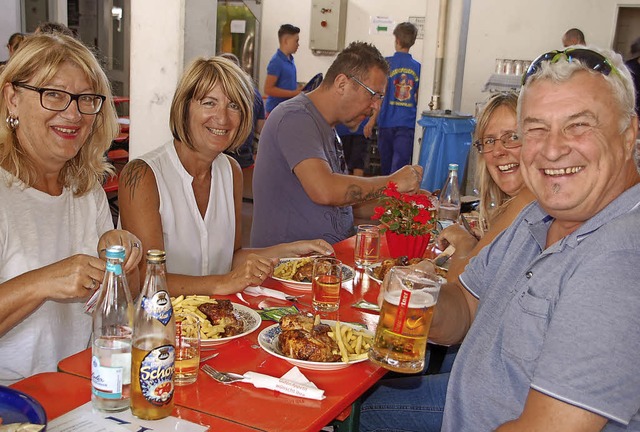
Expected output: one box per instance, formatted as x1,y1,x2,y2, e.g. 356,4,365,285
365,22,421,175
264,24,301,114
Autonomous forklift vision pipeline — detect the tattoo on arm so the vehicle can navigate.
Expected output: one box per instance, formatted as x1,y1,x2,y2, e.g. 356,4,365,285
120,160,149,200
344,184,386,204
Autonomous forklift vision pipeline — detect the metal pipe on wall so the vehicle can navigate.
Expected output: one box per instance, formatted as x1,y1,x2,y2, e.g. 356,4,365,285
429,0,449,111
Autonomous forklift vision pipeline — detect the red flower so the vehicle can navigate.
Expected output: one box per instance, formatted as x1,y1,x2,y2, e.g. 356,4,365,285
372,206,386,220
413,209,431,224
371,182,436,236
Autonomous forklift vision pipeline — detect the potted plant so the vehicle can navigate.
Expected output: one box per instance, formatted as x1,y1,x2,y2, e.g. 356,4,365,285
371,182,437,259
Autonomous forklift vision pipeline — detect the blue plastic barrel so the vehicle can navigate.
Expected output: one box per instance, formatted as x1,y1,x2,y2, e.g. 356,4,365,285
417,110,475,192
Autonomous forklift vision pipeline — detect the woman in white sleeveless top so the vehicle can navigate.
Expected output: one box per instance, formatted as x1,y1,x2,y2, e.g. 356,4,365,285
118,57,332,296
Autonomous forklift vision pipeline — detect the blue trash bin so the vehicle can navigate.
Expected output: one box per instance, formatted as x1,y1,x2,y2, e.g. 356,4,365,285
417,110,475,192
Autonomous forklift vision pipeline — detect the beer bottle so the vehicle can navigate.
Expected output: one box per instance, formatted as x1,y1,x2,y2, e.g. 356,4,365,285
131,250,176,420
438,163,461,230
91,245,133,412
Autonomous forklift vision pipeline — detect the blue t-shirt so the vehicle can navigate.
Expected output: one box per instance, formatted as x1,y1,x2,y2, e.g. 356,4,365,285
377,52,421,128
443,185,640,431
265,49,297,113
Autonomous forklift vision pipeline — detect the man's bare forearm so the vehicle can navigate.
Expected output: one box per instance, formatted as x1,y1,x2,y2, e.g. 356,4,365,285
344,183,386,204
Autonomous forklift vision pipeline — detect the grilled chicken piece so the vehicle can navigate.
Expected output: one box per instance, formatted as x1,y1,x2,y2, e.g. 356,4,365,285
278,314,341,362
292,261,314,282
280,314,315,332
197,300,244,337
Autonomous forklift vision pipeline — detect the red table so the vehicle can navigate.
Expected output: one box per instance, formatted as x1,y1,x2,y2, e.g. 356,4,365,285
10,372,258,431
57,236,389,432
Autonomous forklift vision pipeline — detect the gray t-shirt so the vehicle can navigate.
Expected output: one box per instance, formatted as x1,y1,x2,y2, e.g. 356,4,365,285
251,93,354,247
444,184,640,431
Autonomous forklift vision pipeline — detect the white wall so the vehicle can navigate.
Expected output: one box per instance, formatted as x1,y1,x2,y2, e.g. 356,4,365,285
460,0,640,114
129,0,185,159
258,0,427,93
0,0,22,62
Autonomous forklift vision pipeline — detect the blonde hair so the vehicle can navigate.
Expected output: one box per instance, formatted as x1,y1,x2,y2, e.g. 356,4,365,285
474,92,519,232
0,33,117,195
169,57,254,153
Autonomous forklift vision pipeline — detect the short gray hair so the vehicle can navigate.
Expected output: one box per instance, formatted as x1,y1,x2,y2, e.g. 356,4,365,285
518,46,636,134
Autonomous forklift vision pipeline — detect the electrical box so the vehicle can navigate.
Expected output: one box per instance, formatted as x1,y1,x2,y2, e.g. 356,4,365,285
309,0,348,54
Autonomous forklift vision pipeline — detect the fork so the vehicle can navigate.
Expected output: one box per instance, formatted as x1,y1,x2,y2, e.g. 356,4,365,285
201,364,245,384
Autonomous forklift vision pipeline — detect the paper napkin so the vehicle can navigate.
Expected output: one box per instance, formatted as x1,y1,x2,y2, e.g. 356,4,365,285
243,286,289,301
243,366,325,400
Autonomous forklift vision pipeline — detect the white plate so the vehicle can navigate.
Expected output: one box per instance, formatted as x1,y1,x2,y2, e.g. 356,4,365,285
366,259,448,284
200,303,262,348
366,263,383,284
270,258,354,291
257,320,372,370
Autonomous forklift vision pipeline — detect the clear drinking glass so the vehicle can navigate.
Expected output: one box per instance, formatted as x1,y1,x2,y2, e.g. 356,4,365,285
312,257,343,312
369,266,444,373
354,224,381,269
174,312,201,385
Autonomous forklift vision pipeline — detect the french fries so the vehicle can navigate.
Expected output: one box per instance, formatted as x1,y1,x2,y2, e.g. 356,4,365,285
273,257,313,280
171,295,227,340
327,320,373,363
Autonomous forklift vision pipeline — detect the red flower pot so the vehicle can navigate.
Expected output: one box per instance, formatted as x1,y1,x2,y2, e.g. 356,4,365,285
385,231,431,260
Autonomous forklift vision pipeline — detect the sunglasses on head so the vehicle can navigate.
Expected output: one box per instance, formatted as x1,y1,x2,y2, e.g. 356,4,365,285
521,48,619,86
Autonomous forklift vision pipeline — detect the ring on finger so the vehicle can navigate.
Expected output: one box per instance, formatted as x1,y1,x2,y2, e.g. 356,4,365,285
132,241,141,249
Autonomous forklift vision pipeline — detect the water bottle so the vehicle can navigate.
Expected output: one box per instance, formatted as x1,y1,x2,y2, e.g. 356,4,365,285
131,250,176,420
438,163,461,230
91,245,133,412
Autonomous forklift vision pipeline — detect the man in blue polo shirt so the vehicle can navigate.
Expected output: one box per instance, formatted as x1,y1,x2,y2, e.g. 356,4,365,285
360,46,640,431
264,24,301,114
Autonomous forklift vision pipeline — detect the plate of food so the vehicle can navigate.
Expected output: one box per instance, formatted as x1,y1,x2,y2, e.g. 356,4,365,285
171,296,261,348
367,256,448,283
271,257,354,291
0,386,47,431
257,314,374,370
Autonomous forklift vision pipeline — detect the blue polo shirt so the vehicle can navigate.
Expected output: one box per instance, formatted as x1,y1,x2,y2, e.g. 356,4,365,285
444,184,640,431
265,49,297,113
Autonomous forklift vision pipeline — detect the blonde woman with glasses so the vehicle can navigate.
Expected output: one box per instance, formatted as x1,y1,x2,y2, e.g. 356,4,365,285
0,33,142,385
437,92,535,283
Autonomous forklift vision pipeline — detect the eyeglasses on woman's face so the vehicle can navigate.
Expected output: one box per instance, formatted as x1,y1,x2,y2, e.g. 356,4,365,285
12,82,105,115
473,131,521,154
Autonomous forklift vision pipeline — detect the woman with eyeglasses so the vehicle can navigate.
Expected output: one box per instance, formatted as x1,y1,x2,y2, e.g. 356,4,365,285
0,33,142,385
360,91,536,432
118,57,332,297
437,92,535,281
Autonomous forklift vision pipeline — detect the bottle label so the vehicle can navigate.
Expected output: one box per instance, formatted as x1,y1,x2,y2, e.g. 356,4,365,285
92,355,124,399
106,261,123,276
141,291,173,326
138,345,175,406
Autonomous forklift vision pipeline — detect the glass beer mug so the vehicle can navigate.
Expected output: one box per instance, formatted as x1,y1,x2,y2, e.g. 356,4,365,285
369,266,444,373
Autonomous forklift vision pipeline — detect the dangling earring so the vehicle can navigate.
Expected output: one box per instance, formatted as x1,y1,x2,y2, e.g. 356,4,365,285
6,113,19,130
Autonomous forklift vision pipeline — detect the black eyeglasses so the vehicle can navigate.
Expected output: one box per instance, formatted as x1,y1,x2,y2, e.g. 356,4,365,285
12,82,106,115
521,48,620,86
349,76,384,101
473,131,521,154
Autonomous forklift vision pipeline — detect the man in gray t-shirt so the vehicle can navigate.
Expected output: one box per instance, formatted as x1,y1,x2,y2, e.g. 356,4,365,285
251,42,423,247
361,46,640,431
